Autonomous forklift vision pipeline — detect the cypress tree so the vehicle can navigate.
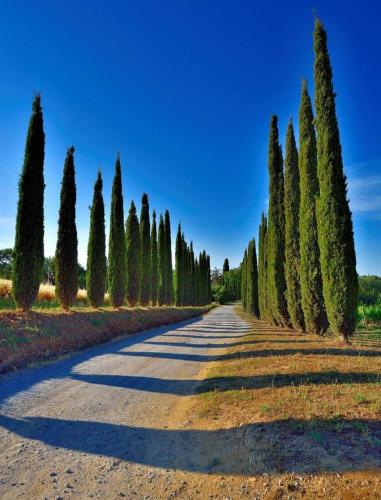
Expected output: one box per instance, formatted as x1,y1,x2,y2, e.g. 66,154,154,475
87,171,107,308
151,210,158,306
175,224,183,306
299,81,328,334
223,258,230,274
183,236,190,306
13,94,45,310
206,254,212,304
194,258,200,305
108,154,127,307
247,239,260,318
158,214,166,306
284,120,304,330
139,193,151,305
241,249,247,310
126,201,140,307
258,213,268,320
55,146,78,310
164,210,174,304
314,19,358,340
266,116,289,326
189,242,195,306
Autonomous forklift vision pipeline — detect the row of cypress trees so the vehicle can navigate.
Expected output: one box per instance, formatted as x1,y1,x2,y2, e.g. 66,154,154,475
12,97,211,310
174,224,211,306
255,19,357,341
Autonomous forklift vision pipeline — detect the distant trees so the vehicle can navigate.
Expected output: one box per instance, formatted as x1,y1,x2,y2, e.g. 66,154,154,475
55,146,78,310
108,155,127,308
13,94,45,311
87,172,107,308
223,258,230,274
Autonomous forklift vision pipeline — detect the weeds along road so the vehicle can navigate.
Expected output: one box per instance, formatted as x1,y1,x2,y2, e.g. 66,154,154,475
0,305,252,499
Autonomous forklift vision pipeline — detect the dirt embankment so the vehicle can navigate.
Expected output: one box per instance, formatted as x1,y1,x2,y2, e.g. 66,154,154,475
0,305,213,374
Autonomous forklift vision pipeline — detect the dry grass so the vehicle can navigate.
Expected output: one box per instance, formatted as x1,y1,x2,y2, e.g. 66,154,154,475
0,279,89,306
0,305,213,374
184,306,381,497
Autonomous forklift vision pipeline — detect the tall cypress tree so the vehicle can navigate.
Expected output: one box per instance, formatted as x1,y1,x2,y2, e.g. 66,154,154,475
55,146,78,310
206,255,212,304
164,210,174,304
247,239,260,318
299,81,328,334
284,121,304,330
314,19,358,340
258,213,268,321
158,214,166,306
13,94,45,311
175,224,183,306
139,193,151,305
151,210,158,306
241,249,247,310
108,154,127,307
189,242,195,306
194,258,200,305
126,201,140,307
266,116,289,326
87,171,107,308
223,258,230,274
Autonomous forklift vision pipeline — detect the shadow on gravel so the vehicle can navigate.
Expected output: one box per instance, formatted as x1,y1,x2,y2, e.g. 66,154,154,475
0,316,202,406
69,372,381,395
142,339,320,349
0,414,379,474
116,347,381,362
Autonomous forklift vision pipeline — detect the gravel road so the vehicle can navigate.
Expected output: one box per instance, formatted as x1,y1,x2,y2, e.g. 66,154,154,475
0,305,252,499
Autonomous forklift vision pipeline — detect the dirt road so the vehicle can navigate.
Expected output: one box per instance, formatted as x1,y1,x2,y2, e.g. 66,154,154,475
0,306,252,499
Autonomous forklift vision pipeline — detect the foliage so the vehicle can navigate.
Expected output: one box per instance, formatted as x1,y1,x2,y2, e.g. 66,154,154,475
158,214,166,306
86,171,107,308
13,94,45,310
108,154,127,307
222,258,230,274
126,201,140,306
358,275,381,305
246,239,259,317
151,210,158,305
284,120,304,330
139,193,151,305
55,146,78,310
0,249,13,279
314,18,358,339
164,210,174,305
258,213,269,321
298,81,328,334
266,116,289,326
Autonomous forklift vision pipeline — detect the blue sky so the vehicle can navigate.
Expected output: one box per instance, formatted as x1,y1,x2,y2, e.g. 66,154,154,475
0,0,380,274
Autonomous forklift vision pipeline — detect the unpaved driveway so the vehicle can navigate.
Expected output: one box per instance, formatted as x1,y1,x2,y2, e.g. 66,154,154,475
0,306,252,499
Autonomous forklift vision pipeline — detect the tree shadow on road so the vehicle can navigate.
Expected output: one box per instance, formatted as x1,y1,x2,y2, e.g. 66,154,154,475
0,413,379,475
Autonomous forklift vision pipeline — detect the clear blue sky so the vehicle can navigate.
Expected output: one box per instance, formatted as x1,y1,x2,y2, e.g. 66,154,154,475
0,0,380,274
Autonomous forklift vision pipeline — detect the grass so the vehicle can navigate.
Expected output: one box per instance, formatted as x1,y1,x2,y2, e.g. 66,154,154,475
184,306,381,490
0,302,213,374
0,279,91,310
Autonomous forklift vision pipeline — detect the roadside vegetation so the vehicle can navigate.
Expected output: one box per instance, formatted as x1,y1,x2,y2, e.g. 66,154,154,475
183,305,381,496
